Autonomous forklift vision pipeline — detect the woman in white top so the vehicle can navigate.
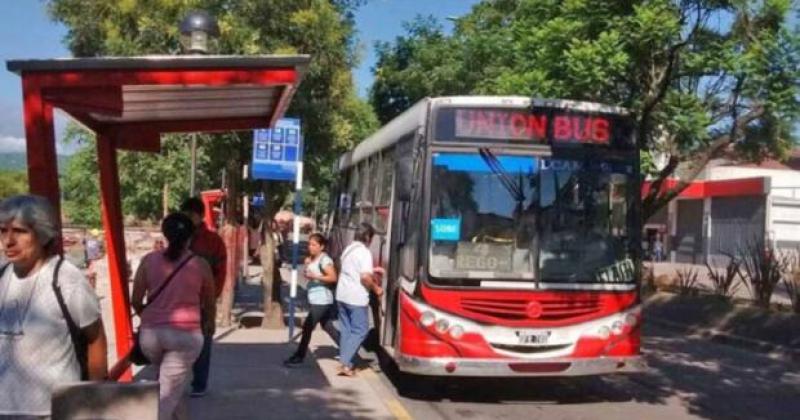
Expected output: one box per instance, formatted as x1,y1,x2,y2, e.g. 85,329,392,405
284,233,339,366
335,223,383,377
0,194,107,417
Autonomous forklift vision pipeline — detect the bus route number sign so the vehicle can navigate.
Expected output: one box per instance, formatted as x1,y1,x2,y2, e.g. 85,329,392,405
455,242,513,272
455,109,611,144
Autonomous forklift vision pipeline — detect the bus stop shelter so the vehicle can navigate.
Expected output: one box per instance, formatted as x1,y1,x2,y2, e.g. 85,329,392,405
6,55,310,379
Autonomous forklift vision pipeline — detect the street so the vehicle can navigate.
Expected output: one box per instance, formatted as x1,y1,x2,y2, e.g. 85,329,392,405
372,323,800,420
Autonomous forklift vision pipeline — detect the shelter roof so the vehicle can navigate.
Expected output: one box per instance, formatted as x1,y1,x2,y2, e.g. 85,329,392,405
6,55,309,73
7,55,310,152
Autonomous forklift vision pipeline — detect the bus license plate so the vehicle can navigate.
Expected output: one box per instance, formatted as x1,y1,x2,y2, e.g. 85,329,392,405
516,331,551,345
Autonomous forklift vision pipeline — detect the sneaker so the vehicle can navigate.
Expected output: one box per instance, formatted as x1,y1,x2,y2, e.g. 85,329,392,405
283,355,304,367
190,389,207,398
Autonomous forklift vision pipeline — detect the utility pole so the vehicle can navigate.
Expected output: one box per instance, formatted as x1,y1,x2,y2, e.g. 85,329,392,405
190,133,197,196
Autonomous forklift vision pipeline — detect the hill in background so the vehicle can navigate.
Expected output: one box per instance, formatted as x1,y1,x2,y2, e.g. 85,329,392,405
0,152,71,173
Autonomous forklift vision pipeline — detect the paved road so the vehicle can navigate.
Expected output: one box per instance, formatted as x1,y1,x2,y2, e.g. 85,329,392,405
374,324,800,420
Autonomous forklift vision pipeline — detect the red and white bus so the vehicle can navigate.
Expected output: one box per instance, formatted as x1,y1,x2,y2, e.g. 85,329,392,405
329,96,644,377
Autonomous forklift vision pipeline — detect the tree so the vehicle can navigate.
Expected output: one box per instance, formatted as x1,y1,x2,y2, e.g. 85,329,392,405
0,170,28,200
60,123,202,226
370,0,800,219
49,0,378,326
49,0,376,216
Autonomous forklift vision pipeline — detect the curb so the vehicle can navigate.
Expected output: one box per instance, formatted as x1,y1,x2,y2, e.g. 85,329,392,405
360,367,414,420
647,317,800,363
211,325,238,341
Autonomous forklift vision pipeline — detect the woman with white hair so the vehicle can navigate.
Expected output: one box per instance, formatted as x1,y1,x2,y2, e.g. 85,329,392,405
0,194,108,417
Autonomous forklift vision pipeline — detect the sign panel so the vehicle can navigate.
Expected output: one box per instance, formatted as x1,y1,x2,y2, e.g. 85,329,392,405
431,218,462,241
434,107,635,149
251,118,302,181
455,242,513,272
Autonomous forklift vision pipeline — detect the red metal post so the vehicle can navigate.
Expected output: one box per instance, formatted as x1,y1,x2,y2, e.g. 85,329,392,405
21,80,62,229
96,133,134,381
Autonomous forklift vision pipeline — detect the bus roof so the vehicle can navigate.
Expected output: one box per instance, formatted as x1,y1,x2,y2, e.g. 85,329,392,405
335,96,629,171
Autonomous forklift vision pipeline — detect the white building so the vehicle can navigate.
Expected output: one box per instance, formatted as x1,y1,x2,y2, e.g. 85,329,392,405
646,149,800,263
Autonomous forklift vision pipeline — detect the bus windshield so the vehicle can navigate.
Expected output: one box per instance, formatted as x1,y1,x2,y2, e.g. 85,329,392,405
428,151,635,284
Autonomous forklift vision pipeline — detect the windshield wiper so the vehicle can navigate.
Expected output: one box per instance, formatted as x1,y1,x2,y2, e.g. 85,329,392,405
478,148,525,203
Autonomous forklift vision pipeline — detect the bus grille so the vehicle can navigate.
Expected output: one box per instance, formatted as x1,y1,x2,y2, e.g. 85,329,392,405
490,343,572,354
459,297,603,321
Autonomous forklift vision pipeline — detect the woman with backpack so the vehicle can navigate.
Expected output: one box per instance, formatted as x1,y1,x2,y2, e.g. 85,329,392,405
284,232,339,366
0,194,108,417
131,212,216,420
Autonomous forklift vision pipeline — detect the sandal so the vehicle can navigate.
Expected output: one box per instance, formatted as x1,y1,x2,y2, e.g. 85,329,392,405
337,366,356,377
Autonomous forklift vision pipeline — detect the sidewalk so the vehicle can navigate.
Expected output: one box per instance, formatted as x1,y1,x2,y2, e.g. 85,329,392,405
186,264,404,420
187,328,397,420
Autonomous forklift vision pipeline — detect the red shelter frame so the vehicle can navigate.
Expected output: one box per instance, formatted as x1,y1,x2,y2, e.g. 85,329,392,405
7,55,309,380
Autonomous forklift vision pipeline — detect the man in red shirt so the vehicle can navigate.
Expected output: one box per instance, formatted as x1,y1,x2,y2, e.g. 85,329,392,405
181,197,227,397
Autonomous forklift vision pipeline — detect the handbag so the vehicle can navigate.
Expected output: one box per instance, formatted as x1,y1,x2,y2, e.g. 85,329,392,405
129,254,194,366
51,256,91,379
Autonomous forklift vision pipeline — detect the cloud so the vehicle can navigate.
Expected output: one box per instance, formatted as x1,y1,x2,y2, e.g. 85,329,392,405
0,107,80,155
0,135,26,153
0,134,75,155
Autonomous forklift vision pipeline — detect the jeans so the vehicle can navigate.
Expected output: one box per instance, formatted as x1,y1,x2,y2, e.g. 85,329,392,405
293,304,339,359
337,302,369,369
191,333,212,392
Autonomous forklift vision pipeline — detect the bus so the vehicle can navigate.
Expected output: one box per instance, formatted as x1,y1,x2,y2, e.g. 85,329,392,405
328,96,644,377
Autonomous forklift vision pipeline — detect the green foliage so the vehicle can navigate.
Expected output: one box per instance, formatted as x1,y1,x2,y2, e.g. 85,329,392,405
48,0,378,222
60,125,101,225
0,170,28,200
369,0,800,217
60,123,203,225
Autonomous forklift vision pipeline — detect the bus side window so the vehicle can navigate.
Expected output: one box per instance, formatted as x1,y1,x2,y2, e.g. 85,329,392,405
359,156,380,226
398,138,422,281
375,150,393,231
347,165,360,228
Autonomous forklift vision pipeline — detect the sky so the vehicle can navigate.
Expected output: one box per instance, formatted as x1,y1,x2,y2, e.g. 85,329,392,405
0,0,70,153
0,0,479,155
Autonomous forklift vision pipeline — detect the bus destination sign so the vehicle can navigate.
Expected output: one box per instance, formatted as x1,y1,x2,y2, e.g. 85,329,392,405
435,107,634,148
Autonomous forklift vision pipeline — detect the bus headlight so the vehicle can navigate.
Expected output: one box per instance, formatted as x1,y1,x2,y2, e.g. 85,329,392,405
624,313,638,327
435,319,450,333
448,325,465,339
611,321,625,335
597,326,611,339
420,311,435,327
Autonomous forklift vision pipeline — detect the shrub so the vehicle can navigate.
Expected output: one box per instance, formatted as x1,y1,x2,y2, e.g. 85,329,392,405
675,267,700,296
705,254,742,298
737,240,791,308
782,250,800,314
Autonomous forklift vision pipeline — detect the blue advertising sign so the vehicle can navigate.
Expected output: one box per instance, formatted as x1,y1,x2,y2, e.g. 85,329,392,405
252,118,302,181
431,218,462,241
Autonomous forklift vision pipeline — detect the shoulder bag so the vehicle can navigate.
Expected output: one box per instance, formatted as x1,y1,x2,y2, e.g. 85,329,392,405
129,254,194,366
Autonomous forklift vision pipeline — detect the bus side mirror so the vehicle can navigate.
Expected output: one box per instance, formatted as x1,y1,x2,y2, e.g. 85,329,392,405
395,157,413,202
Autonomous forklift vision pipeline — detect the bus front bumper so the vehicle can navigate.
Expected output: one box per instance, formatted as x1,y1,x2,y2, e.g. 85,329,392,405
396,354,646,377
